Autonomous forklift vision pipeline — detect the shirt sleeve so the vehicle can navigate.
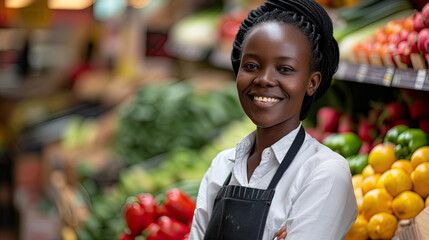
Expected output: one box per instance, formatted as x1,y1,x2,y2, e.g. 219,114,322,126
189,164,211,240
284,159,358,240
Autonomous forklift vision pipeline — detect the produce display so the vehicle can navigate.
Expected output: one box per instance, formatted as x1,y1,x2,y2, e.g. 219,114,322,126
346,140,429,240
343,2,429,69
120,189,195,240
38,1,429,240
77,117,255,240
115,80,244,165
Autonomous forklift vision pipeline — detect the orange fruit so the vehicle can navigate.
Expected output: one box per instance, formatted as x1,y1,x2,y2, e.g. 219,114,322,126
345,216,368,240
391,159,414,175
426,196,429,208
361,188,393,221
411,162,429,198
368,144,396,173
392,191,425,220
410,146,429,169
362,165,375,178
382,168,413,197
362,174,381,195
367,212,398,240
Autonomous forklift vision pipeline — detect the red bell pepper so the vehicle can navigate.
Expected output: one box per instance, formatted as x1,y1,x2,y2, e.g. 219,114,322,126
136,193,157,228
157,216,190,240
164,188,196,224
123,202,146,236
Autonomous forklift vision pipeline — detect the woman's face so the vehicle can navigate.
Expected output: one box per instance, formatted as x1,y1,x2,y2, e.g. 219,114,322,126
237,21,320,130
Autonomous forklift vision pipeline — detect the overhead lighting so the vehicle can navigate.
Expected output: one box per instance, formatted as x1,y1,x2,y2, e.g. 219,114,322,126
5,0,34,8
48,0,94,10
129,0,151,9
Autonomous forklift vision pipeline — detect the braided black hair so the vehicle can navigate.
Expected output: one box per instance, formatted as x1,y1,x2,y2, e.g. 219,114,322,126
231,0,339,120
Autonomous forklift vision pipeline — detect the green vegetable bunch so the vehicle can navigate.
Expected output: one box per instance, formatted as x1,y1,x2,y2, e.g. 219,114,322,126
115,80,244,164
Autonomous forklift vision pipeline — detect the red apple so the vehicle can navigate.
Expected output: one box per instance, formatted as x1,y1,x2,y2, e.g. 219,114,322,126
417,28,429,54
410,99,429,120
413,12,425,32
422,3,429,27
400,29,411,43
388,32,401,46
408,31,419,53
357,118,378,142
396,41,411,65
316,107,341,133
338,114,356,133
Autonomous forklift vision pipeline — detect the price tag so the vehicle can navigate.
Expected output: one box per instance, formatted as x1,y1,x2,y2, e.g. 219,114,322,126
356,65,369,82
383,68,395,86
414,70,427,90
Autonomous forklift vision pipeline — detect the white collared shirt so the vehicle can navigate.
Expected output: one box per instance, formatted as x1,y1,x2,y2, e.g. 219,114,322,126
189,124,358,240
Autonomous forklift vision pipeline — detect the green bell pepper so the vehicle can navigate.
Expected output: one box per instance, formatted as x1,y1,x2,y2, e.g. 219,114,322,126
384,125,409,145
346,154,368,175
323,132,362,158
395,128,429,159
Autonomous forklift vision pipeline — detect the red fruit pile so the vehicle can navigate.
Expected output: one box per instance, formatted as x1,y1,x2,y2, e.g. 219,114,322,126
352,2,429,68
120,189,195,240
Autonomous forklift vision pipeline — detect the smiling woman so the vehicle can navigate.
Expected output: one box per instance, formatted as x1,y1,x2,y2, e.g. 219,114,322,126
189,1,358,240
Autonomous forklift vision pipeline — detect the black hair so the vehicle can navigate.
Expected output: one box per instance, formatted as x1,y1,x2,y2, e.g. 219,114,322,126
231,0,339,120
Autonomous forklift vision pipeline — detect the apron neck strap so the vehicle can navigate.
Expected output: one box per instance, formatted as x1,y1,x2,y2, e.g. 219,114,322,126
267,125,305,190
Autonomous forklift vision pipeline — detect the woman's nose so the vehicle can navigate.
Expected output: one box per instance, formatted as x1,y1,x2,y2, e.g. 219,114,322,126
254,67,277,87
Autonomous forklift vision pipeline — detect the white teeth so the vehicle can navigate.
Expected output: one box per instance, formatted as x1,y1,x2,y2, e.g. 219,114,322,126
254,96,279,103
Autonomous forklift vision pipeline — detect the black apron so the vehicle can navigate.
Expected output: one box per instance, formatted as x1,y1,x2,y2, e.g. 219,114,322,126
203,126,305,240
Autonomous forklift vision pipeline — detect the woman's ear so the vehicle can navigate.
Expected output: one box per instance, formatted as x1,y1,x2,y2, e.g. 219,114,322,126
307,71,321,96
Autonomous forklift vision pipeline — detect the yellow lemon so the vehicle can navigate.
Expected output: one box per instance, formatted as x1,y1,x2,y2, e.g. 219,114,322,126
361,188,393,221
362,165,375,178
382,168,413,197
411,146,429,169
362,174,381,195
426,196,429,207
391,159,414,175
367,212,398,240
392,191,425,220
368,144,397,173
412,162,429,198
345,216,368,240
352,174,364,189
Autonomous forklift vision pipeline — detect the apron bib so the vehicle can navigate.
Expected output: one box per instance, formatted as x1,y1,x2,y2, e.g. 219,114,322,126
204,126,305,240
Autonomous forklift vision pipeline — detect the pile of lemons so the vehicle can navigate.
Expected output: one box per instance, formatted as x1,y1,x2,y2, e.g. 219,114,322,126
346,145,429,240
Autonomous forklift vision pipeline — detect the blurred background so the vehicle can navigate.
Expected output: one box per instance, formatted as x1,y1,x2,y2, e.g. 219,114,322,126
1,0,429,240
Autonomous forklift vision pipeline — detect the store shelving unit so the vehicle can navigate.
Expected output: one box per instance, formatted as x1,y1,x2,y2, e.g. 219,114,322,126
335,62,429,91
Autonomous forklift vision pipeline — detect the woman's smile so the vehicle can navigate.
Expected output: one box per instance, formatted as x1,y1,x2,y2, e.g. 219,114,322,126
251,95,282,107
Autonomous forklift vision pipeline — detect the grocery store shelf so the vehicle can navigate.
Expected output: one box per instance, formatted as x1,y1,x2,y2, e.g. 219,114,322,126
334,62,429,91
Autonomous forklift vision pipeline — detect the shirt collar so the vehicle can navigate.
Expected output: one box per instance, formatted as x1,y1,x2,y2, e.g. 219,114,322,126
229,122,302,164
271,122,302,163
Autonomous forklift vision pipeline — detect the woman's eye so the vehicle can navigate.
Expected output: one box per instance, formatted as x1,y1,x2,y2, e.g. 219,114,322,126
278,66,293,73
243,63,259,71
